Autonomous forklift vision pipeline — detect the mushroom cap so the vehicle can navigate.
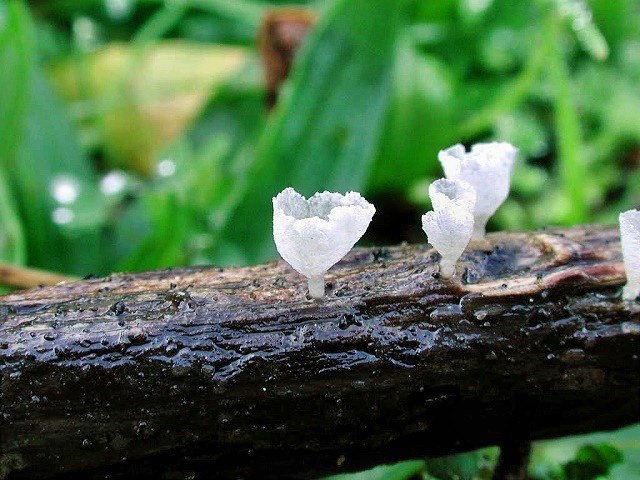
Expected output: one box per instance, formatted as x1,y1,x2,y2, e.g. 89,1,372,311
422,204,474,266
438,142,518,219
429,178,476,213
620,209,640,300
273,187,375,278
422,179,476,274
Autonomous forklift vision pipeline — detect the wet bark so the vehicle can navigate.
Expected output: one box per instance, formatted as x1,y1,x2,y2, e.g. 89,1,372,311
1,225,639,480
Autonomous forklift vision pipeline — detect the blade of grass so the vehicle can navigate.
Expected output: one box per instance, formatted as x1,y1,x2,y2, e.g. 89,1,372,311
177,0,267,30
548,12,588,224
0,0,34,169
14,68,107,274
132,2,189,46
0,167,26,266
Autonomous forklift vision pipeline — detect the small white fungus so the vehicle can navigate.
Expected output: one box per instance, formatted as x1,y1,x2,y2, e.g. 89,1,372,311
438,142,518,239
273,187,376,299
620,209,640,301
422,179,476,279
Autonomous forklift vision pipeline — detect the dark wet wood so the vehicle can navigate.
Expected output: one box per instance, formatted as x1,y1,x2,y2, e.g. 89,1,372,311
1,225,639,479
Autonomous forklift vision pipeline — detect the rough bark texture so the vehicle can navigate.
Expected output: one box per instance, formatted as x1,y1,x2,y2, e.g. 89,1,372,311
1,225,639,480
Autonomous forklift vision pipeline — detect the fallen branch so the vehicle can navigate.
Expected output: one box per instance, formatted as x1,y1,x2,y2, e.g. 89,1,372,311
1,225,639,479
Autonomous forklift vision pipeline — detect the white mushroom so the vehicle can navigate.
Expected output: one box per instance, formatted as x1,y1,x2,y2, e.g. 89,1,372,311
620,209,640,301
273,187,375,299
438,142,518,239
422,179,476,278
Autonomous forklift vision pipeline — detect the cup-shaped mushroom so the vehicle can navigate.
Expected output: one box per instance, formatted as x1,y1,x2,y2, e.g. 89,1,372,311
429,177,476,213
422,179,476,278
273,187,375,299
438,142,518,239
620,209,640,301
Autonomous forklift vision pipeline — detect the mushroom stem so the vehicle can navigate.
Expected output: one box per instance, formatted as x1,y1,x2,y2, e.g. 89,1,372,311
472,216,490,240
308,275,325,299
623,284,639,301
439,259,456,279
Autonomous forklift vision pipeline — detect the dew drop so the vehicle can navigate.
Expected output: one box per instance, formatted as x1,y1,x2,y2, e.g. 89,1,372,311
100,170,127,196
111,301,126,316
165,343,179,356
157,159,176,177
51,175,80,204
52,207,75,225
105,0,134,20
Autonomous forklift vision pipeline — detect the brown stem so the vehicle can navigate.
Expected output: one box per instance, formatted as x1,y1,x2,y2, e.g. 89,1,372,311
0,262,78,289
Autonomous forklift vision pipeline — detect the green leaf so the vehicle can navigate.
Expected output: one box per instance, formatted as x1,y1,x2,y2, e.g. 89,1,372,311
369,33,456,192
548,12,588,224
0,167,25,265
15,71,109,274
322,459,425,480
564,444,624,480
0,4,107,275
426,449,496,480
0,0,33,171
554,0,609,61
530,424,640,480
117,188,192,271
117,66,266,271
219,0,404,264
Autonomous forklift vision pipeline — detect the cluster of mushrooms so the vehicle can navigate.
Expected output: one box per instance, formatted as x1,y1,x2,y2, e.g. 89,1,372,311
272,142,640,301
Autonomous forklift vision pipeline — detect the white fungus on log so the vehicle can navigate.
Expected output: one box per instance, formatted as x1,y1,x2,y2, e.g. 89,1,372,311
422,179,476,279
273,187,375,299
620,209,640,301
438,142,518,239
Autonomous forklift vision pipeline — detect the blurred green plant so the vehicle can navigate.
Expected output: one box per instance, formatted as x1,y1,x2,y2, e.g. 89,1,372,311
0,0,639,477
530,424,640,480
322,424,640,480
2,0,639,274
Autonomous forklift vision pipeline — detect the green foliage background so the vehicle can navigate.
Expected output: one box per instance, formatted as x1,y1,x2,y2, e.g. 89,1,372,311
0,0,639,478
